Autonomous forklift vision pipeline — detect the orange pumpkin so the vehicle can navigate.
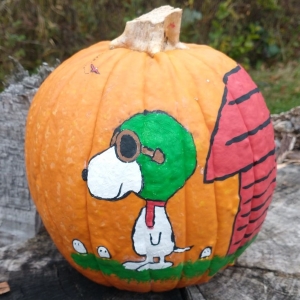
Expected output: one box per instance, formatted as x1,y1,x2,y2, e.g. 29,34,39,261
25,6,276,292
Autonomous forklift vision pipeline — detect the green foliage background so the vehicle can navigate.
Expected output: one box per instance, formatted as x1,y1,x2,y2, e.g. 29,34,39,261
1,0,300,96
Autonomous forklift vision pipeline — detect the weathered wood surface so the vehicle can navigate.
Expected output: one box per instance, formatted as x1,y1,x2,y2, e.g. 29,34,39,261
0,163,299,299
0,60,55,247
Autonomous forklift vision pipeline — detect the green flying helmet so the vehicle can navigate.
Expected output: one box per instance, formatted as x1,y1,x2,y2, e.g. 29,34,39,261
119,111,197,201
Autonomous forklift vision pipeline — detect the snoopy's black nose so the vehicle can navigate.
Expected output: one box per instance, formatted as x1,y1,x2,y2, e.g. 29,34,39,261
82,169,88,181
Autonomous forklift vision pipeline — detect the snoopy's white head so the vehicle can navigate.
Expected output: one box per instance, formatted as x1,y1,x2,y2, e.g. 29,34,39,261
82,111,197,202
82,129,164,200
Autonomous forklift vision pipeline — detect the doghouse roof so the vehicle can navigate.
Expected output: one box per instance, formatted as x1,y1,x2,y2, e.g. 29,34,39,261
204,65,275,182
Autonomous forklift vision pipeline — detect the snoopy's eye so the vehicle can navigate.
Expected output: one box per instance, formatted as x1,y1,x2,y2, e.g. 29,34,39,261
120,135,137,158
115,130,141,162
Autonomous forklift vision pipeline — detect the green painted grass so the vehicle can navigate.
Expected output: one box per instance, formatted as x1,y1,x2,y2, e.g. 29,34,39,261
71,236,256,283
249,61,300,114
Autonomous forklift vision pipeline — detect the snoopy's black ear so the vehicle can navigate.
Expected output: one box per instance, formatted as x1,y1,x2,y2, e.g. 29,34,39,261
82,169,88,181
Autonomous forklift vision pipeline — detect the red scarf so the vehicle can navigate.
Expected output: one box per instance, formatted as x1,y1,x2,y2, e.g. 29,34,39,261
145,200,166,229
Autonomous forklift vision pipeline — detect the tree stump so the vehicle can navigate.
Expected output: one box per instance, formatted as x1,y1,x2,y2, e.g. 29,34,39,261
0,59,55,247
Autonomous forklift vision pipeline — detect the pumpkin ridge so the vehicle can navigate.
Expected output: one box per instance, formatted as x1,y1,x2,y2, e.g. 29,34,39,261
80,49,123,287
142,53,153,292
84,49,130,285
226,173,243,256
25,65,65,254
181,52,225,262
170,51,225,261
184,49,235,81
176,49,231,135
165,53,191,284
85,49,130,162
34,58,89,258
164,53,187,286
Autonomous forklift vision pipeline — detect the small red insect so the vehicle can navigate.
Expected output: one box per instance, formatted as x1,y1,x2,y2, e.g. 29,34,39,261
90,64,100,74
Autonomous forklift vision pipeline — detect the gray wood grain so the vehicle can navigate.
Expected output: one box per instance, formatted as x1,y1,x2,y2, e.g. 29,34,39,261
0,60,54,246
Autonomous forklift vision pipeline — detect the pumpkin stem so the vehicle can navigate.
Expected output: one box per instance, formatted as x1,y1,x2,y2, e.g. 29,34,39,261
109,5,187,56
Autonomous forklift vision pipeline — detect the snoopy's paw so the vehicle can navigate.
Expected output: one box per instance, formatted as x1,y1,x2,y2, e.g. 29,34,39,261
137,261,173,271
123,261,148,270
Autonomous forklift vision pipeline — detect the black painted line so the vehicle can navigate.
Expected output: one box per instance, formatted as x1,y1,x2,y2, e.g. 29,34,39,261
223,65,241,84
251,194,272,212
235,224,261,243
150,232,162,246
243,177,276,205
253,149,276,167
241,210,251,217
243,198,252,205
243,219,265,239
234,238,243,245
204,65,242,183
228,87,260,105
225,117,271,146
249,206,269,224
226,173,242,255
252,177,276,199
237,224,248,231
244,232,253,238
243,166,276,189
203,87,229,183
204,148,276,183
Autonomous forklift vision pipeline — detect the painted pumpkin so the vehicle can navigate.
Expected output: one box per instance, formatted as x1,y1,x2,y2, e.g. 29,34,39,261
25,6,276,292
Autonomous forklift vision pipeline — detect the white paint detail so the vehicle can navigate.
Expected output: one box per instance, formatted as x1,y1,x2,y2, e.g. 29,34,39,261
72,239,87,254
123,206,178,271
133,207,174,256
173,246,191,253
200,247,212,259
87,147,142,199
97,246,111,258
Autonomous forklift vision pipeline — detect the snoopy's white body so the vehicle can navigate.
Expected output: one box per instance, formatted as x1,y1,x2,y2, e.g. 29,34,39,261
133,206,174,256
123,206,174,271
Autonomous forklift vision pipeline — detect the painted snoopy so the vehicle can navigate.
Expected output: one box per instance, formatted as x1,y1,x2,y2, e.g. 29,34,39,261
82,111,197,271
